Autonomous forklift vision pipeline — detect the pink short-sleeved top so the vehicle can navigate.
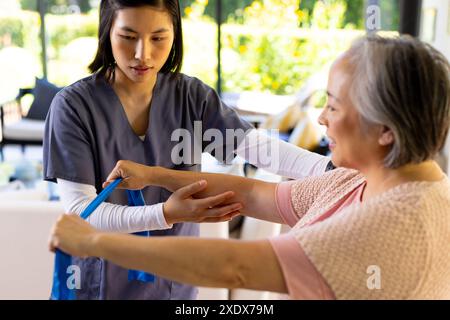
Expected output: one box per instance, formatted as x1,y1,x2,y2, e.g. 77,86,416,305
269,180,366,300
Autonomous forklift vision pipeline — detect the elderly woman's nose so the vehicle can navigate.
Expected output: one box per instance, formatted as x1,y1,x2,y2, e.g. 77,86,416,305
318,108,328,126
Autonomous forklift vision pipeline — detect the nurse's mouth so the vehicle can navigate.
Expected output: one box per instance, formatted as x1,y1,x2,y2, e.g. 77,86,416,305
130,66,152,76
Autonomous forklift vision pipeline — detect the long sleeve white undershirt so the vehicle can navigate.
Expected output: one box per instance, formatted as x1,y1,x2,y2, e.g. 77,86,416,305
235,128,331,179
58,129,330,233
57,179,172,233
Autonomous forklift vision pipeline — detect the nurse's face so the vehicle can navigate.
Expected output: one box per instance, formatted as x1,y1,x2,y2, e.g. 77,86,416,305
110,6,174,84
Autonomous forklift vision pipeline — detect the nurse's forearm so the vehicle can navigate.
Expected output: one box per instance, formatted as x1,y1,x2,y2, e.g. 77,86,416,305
149,166,282,223
58,179,172,232
236,129,331,179
89,232,287,293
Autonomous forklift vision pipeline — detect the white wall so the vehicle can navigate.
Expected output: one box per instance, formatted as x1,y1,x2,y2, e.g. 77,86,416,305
421,0,450,173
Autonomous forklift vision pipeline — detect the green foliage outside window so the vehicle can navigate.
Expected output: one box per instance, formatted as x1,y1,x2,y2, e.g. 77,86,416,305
2,0,397,99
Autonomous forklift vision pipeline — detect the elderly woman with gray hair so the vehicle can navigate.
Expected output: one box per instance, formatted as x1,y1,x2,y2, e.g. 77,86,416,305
49,35,450,300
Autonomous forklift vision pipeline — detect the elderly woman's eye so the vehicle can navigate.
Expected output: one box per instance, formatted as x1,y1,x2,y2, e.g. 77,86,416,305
327,105,336,111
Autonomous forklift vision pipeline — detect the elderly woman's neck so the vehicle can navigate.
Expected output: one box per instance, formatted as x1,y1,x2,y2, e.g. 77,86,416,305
360,160,445,201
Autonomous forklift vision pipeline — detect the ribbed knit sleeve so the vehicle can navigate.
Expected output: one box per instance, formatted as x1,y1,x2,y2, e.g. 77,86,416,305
289,168,365,227
269,234,335,299
290,179,450,299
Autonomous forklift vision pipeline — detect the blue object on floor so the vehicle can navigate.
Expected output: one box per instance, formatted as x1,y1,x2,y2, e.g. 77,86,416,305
50,179,154,300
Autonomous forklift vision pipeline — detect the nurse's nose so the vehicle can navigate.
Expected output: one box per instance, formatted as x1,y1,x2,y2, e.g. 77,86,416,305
134,38,151,63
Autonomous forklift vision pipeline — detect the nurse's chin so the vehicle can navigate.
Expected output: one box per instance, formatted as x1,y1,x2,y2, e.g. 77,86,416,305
128,73,154,83
129,77,151,83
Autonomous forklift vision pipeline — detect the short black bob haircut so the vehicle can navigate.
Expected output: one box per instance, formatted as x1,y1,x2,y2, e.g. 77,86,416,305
89,0,183,82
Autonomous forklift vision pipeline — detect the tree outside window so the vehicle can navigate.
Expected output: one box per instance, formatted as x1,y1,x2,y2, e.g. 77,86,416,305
0,0,401,103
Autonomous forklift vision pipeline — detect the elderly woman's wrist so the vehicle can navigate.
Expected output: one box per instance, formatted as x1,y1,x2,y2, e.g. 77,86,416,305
145,166,161,186
147,166,171,188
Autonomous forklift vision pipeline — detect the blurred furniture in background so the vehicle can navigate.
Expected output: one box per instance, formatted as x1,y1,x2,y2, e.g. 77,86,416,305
0,188,60,300
224,72,328,130
239,72,330,181
223,91,296,128
0,78,61,161
259,72,328,147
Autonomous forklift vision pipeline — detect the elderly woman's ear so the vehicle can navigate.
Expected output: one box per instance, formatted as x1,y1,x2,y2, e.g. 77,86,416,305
378,126,395,147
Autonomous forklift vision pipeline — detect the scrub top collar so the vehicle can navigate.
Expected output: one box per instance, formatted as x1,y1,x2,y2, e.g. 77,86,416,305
99,72,163,143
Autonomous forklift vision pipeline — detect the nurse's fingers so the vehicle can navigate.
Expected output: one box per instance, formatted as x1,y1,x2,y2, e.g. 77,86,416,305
48,227,58,253
48,216,66,253
193,191,236,209
48,240,57,253
175,180,208,198
103,160,134,188
103,168,123,188
204,203,243,217
201,211,241,223
102,178,126,189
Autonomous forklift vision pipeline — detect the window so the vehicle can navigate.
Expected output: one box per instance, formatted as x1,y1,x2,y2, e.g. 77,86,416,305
0,0,404,105
218,0,400,97
220,0,366,97
42,0,100,86
0,0,41,103
180,0,218,90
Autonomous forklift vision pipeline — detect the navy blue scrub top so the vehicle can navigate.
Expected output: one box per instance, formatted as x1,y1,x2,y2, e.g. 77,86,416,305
43,72,253,300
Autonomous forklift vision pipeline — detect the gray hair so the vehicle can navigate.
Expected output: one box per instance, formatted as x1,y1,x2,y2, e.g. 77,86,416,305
344,35,450,168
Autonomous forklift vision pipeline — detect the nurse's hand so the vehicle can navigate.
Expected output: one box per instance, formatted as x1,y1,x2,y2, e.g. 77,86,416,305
163,180,242,225
49,214,100,258
103,160,153,190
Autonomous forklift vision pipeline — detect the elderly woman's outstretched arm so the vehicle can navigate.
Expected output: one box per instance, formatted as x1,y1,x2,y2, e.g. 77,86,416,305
103,160,284,224
49,214,288,293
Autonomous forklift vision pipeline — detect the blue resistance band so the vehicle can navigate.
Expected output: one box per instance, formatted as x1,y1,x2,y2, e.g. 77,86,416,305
50,179,154,300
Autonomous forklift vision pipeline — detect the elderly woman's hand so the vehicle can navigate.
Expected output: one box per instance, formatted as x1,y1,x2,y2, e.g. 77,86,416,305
163,180,242,225
49,214,99,258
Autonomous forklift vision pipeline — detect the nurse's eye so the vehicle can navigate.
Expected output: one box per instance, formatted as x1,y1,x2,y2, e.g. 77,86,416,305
120,35,136,41
152,37,166,42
